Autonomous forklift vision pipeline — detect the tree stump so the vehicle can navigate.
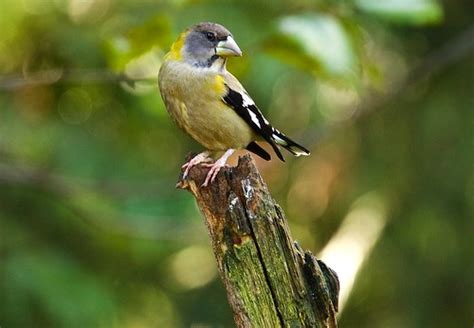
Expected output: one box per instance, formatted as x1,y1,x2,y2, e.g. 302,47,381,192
177,154,339,328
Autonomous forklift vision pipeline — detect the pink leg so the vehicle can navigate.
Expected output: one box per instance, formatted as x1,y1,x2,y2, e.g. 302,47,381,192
182,151,212,179
201,149,235,187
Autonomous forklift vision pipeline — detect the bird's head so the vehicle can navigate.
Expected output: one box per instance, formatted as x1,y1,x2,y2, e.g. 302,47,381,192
170,22,242,67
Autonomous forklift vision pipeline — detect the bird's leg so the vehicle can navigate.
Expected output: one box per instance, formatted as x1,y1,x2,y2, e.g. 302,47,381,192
182,151,212,179
201,149,235,187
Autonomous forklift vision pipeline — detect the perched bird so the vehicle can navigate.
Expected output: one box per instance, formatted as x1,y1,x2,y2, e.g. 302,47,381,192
158,22,310,186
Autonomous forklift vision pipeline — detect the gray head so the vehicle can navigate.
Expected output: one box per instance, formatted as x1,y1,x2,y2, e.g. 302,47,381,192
182,22,242,67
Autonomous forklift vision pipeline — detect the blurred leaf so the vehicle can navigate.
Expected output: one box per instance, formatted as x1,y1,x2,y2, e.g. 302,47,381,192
354,0,443,25
104,14,172,71
264,14,356,77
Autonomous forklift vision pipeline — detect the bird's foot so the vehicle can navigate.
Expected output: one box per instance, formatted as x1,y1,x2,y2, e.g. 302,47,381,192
182,152,212,179
201,162,229,187
201,149,234,187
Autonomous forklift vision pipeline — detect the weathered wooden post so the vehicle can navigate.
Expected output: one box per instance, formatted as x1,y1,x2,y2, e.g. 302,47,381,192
177,154,339,328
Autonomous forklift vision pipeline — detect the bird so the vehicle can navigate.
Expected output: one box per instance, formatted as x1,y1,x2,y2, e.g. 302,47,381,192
158,22,310,186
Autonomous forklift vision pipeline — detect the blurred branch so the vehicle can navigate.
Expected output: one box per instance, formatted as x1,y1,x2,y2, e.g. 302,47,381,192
178,154,339,328
355,23,474,118
0,160,173,198
0,161,201,242
305,23,474,147
406,23,474,84
0,161,69,194
0,69,153,91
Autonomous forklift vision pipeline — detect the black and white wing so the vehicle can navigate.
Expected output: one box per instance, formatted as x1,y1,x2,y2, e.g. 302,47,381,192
222,86,310,161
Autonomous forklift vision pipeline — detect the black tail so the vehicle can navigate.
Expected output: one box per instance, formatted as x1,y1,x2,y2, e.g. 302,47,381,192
271,129,310,157
246,141,271,161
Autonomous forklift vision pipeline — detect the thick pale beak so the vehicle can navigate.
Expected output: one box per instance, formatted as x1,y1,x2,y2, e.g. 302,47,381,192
215,36,242,57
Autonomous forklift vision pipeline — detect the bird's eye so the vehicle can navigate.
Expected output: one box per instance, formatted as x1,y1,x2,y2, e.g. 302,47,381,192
206,32,216,41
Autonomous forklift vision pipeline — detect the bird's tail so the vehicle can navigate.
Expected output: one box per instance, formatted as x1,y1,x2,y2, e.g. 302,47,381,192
271,129,310,157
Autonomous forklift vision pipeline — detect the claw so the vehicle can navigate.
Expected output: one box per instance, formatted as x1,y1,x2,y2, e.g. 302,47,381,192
202,164,229,187
201,149,234,187
182,152,212,179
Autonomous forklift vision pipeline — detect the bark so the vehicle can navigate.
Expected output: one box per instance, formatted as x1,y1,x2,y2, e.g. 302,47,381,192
177,154,339,328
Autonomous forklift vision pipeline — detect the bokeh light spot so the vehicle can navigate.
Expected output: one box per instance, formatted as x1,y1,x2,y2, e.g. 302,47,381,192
170,245,217,290
68,0,109,23
57,88,92,124
320,191,387,312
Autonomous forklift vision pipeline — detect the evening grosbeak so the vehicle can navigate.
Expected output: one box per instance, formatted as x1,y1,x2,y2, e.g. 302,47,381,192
158,22,310,186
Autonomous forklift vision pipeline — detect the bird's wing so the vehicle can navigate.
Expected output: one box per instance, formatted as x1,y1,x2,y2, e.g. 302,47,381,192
221,74,285,161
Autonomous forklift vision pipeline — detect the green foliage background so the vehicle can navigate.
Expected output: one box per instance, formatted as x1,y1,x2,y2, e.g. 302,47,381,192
1,0,473,327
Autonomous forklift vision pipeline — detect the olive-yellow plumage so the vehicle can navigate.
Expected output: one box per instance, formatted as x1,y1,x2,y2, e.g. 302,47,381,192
159,58,255,151
158,22,309,186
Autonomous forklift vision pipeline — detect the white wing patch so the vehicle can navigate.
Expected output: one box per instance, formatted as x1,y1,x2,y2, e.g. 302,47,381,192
241,93,263,128
242,93,254,107
248,110,261,128
272,130,285,145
